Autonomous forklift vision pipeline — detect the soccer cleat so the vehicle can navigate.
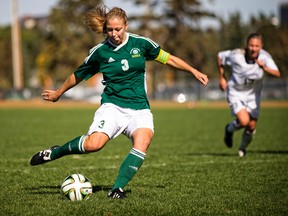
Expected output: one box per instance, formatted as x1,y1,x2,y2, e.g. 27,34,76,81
108,188,126,199
30,145,60,166
224,124,233,148
238,149,246,157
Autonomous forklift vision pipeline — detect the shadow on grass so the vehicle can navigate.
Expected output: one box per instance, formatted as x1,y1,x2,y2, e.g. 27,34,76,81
186,152,236,157
26,185,132,195
186,150,288,157
92,185,132,195
27,185,60,194
249,150,288,155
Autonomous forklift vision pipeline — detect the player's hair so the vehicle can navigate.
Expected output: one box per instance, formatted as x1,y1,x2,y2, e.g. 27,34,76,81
246,32,263,44
82,5,128,34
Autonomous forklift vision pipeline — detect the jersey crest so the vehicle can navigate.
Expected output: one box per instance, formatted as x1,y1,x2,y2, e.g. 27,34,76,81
130,48,141,58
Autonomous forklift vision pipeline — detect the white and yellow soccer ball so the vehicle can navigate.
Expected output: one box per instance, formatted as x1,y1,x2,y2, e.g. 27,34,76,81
61,174,93,201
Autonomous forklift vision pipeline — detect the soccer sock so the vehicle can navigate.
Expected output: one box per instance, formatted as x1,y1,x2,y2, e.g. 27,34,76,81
227,120,242,133
239,129,256,150
112,148,146,190
50,135,86,160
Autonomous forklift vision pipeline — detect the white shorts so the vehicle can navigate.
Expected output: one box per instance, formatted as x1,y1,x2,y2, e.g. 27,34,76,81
87,103,154,139
227,94,260,119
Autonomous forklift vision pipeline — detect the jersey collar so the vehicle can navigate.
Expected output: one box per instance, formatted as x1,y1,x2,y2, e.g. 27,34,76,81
107,32,129,51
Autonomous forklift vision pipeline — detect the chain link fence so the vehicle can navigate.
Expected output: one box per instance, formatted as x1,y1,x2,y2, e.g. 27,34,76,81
1,78,287,103
154,78,288,103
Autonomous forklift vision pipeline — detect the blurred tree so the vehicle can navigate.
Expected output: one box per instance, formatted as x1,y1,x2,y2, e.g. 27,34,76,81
128,0,216,98
0,26,13,90
275,27,288,78
218,12,247,50
36,0,103,88
21,26,44,88
1,0,286,98
249,13,288,78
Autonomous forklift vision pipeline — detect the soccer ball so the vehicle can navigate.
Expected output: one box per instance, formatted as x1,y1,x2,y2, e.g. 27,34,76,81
61,174,93,201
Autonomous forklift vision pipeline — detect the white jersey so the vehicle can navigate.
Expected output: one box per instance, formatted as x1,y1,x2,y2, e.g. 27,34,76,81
218,49,278,96
218,48,278,118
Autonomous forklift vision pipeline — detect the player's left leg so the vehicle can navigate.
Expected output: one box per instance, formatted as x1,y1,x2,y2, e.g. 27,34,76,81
108,128,153,199
108,109,154,199
239,118,257,157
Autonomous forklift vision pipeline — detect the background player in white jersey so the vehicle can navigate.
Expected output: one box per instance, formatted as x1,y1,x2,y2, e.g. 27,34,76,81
30,5,209,198
217,33,280,157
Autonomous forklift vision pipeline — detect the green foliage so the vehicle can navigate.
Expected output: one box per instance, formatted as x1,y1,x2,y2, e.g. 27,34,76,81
219,12,247,49
36,0,103,84
0,0,287,90
0,107,287,215
0,26,13,89
21,28,44,84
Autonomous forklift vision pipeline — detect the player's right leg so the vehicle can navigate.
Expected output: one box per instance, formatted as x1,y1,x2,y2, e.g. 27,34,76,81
224,108,250,148
30,145,61,166
30,103,116,166
30,133,109,166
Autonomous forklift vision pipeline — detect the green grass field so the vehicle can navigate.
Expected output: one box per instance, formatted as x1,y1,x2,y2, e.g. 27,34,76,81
0,105,287,215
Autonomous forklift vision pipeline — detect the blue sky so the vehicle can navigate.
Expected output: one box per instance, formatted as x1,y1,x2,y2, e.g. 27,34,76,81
0,0,286,27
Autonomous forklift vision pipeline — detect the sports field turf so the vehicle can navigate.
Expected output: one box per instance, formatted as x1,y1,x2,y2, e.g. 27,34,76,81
0,103,287,215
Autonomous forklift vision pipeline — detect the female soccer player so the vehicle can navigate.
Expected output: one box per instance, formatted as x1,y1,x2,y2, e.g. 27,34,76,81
217,33,280,157
30,6,209,198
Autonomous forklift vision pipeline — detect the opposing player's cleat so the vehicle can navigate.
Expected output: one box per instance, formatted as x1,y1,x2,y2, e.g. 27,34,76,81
108,188,126,199
224,124,233,148
30,145,60,166
238,149,246,157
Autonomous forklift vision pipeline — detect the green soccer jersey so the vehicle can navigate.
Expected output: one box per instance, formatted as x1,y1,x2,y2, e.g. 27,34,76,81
74,32,161,110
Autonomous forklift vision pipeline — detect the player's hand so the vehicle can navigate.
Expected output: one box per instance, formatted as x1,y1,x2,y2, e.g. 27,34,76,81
195,72,209,87
255,59,265,68
219,77,227,91
42,90,60,102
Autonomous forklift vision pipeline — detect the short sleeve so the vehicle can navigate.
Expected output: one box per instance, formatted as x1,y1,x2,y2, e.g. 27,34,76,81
74,46,101,80
141,37,161,61
265,58,279,70
259,50,279,71
218,50,232,66
74,62,99,80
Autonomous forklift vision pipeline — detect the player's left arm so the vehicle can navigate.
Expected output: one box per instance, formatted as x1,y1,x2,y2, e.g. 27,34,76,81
256,59,281,78
154,49,209,86
167,55,209,86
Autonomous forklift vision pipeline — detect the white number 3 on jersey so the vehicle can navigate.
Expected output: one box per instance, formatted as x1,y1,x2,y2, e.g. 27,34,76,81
121,59,129,71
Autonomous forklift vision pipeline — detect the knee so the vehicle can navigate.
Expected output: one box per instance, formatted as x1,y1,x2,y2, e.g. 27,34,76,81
84,139,102,152
84,133,109,152
238,118,250,127
236,110,252,127
142,136,153,149
132,131,154,153
247,121,257,132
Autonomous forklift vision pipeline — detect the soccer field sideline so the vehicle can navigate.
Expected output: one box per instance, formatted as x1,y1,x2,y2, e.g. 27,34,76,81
1,99,288,109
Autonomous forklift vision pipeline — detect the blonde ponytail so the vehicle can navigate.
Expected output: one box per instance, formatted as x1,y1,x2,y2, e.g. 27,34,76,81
82,5,108,34
83,5,128,34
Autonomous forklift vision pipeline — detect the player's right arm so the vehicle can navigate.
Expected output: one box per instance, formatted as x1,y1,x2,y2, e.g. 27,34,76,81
42,73,83,102
217,51,229,92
